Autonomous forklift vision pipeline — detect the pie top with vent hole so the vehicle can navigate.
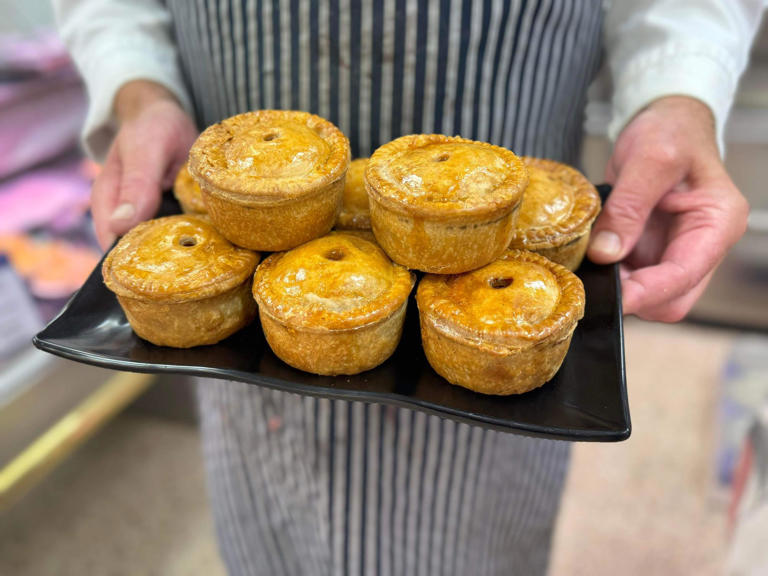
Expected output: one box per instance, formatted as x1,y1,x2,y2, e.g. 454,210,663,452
103,214,259,302
416,249,585,349
188,110,350,204
253,232,415,330
365,134,527,220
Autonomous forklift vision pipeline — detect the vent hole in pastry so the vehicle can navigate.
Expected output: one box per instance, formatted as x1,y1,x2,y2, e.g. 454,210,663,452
488,277,513,289
263,132,279,141
179,236,198,247
324,248,345,261
434,153,450,162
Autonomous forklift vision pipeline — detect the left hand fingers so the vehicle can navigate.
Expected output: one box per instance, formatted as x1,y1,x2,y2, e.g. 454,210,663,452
627,270,715,323
621,185,747,316
588,144,685,265
622,227,724,316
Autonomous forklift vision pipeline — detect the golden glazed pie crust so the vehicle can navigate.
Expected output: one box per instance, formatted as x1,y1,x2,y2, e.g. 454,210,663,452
103,215,259,348
115,282,256,348
509,157,601,271
336,228,378,244
188,110,350,251
189,110,350,202
201,186,343,252
258,303,409,376
416,249,585,395
336,158,371,230
173,162,207,215
253,232,415,375
366,134,527,274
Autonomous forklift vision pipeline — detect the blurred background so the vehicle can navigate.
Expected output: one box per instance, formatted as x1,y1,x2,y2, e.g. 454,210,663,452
0,2,766,575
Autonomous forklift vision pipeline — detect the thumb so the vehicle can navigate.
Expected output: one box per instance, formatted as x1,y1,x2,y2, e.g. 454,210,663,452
108,138,168,236
588,148,685,264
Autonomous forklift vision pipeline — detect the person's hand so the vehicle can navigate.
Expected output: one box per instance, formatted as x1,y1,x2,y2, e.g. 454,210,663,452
587,96,749,322
92,80,199,250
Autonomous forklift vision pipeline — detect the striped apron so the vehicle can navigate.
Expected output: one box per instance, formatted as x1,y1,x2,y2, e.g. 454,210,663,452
165,1,604,574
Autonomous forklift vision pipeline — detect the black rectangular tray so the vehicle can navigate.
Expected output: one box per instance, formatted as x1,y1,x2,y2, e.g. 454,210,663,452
34,187,629,441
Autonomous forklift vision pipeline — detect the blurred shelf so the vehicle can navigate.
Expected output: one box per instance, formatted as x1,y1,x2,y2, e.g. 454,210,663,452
0,346,56,407
0,362,154,510
0,340,158,510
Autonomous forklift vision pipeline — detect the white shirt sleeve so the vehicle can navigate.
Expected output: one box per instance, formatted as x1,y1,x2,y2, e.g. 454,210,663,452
604,0,767,155
53,0,194,162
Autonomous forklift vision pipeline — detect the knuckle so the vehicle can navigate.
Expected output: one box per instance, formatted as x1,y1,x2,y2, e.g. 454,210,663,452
606,193,648,226
671,262,698,295
724,191,750,243
120,173,155,199
658,303,690,323
674,277,695,299
646,142,681,167
640,302,690,323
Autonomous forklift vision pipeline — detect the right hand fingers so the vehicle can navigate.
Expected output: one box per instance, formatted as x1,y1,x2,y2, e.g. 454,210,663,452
106,129,167,240
587,144,686,265
91,144,122,250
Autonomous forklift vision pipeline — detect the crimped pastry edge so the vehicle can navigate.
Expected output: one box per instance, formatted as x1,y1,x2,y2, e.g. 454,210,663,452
188,110,350,206
102,215,259,303
416,249,585,350
420,312,577,395
365,134,527,223
173,162,207,214
252,233,415,331
510,157,600,249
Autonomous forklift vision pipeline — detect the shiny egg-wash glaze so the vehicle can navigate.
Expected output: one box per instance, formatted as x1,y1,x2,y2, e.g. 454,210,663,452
102,215,260,347
173,161,207,215
417,249,585,395
117,282,256,348
365,134,528,274
253,232,415,375
509,157,601,271
335,158,372,230
189,110,350,251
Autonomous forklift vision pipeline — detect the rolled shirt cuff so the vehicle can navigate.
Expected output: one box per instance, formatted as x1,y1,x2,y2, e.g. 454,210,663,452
609,43,739,157
78,38,193,162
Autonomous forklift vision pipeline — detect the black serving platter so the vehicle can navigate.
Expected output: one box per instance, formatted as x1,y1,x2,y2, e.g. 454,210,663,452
34,186,629,441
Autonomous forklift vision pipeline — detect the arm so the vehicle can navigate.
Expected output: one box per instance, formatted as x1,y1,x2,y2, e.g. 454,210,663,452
54,0,198,249
590,0,766,321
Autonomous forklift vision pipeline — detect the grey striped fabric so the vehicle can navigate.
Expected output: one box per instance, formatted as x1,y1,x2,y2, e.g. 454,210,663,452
168,1,604,574
198,382,572,576
169,0,602,162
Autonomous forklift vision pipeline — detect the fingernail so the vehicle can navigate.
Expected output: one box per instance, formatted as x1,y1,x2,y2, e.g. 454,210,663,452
590,231,621,258
110,203,135,221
